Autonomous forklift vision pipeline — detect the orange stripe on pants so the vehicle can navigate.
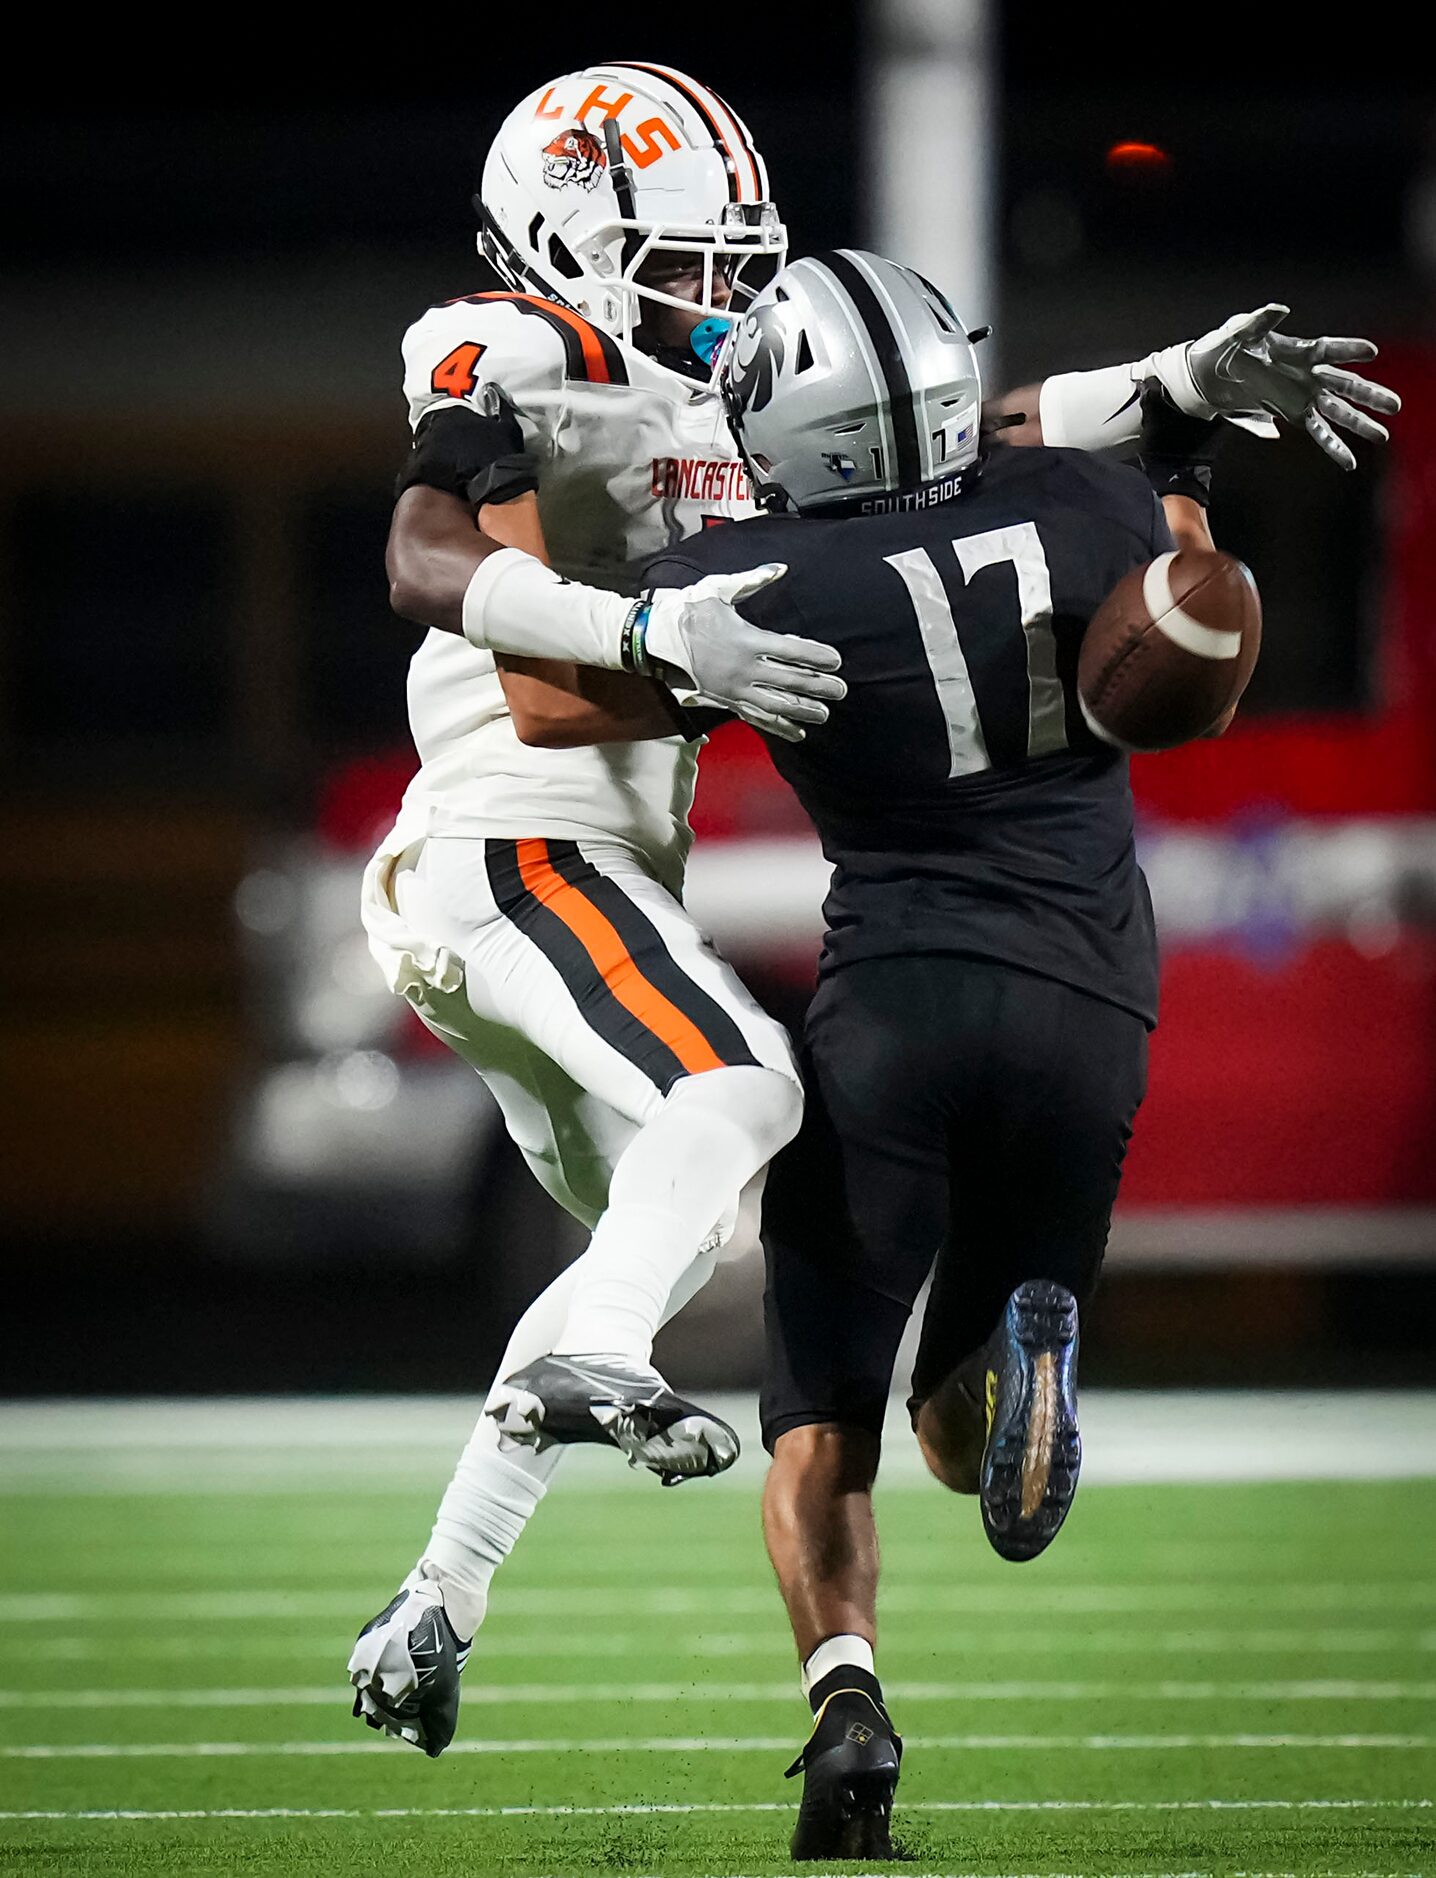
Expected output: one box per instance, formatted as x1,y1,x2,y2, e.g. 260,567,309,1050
514,840,726,1076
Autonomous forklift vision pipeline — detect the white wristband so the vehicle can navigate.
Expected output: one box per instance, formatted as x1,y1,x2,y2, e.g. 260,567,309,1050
460,548,629,669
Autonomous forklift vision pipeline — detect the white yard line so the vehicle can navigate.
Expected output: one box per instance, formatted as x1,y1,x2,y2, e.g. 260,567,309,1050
2,1392,1434,1487
36,1625,1431,1661
3,1584,1431,1623
3,1734,1430,1759
0,1799,1428,1820
5,1679,1434,1707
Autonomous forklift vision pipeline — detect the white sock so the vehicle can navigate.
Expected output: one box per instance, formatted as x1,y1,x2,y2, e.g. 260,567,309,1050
416,1236,726,1635
554,1065,800,1359
801,1633,876,1700
423,1435,556,1638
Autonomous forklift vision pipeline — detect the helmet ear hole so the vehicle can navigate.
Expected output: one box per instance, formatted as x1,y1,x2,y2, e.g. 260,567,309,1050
547,233,583,281
795,331,815,374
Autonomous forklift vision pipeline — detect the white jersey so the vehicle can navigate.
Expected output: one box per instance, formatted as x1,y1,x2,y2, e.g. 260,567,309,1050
395,290,757,892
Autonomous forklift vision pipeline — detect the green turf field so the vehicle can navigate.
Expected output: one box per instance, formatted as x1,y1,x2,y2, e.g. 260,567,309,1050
1,1402,1432,1877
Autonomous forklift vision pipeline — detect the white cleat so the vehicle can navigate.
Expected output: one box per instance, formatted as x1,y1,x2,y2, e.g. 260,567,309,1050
486,1353,740,1485
347,1569,471,1757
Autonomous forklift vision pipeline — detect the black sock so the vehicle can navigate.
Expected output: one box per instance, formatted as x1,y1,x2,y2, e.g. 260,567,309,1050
807,1663,889,1723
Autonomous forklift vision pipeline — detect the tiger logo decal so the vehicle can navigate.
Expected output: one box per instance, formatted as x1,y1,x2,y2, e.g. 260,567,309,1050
542,127,607,192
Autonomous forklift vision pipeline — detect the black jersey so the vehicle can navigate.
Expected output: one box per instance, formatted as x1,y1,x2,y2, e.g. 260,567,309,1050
646,445,1173,1028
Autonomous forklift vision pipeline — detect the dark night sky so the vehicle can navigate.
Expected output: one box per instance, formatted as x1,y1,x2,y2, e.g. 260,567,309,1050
5,11,1425,277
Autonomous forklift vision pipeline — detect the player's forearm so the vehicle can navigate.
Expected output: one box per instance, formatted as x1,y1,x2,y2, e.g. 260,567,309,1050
1160,495,1215,555
1011,338,1211,456
388,485,636,667
982,383,1044,446
501,657,680,748
989,368,1164,453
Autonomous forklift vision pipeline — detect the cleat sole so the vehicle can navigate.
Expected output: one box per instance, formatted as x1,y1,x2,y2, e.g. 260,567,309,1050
615,1408,740,1483
981,1280,1081,1564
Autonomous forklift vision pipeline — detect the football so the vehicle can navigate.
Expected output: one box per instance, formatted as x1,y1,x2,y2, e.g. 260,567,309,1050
1077,549,1262,752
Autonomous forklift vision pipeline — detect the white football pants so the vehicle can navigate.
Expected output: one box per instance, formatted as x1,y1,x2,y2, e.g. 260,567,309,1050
383,834,800,1236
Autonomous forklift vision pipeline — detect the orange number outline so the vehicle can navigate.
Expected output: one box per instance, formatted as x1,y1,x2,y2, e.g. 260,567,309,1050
431,342,487,400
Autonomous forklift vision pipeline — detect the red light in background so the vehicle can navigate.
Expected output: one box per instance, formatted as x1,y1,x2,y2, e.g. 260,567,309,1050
1106,140,1171,176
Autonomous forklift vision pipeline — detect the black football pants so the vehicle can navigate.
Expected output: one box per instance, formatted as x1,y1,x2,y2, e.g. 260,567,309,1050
759,955,1148,1451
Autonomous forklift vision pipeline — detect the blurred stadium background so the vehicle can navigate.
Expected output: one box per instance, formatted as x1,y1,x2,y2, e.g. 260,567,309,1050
4,12,1435,1875
2,5,1433,1398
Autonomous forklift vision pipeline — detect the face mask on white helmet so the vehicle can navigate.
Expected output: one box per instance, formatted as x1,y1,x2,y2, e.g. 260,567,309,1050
476,63,787,378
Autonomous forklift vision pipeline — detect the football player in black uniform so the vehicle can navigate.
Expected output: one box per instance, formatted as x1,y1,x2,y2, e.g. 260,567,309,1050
639,251,1244,1860
497,245,1396,1853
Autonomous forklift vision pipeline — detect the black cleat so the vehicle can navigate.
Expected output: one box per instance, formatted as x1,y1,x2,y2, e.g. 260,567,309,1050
486,1353,740,1486
347,1577,470,1757
980,1279,1082,1563
785,1685,903,1862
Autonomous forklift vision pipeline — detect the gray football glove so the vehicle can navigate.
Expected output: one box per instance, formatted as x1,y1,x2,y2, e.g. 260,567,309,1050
1146,305,1401,471
642,563,846,744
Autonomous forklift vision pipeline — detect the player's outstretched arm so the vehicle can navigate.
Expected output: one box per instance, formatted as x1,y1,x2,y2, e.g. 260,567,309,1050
991,308,1400,471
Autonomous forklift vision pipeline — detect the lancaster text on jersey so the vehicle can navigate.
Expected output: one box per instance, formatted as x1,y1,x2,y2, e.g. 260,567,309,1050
650,458,753,503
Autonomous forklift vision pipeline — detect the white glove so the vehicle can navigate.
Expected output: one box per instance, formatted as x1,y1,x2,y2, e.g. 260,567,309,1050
637,564,846,744
1143,305,1401,471
463,550,844,743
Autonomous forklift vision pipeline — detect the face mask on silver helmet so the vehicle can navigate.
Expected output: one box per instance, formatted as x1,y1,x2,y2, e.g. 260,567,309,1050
720,250,985,516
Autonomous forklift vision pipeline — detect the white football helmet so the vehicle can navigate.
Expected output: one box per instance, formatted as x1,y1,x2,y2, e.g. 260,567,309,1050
477,63,787,372
721,251,984,515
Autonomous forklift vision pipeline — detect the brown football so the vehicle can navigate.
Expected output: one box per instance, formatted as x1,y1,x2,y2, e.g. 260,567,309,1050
1078,549,1262,753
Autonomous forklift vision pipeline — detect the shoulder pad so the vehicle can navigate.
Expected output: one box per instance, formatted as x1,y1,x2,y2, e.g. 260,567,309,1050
401,293,629,429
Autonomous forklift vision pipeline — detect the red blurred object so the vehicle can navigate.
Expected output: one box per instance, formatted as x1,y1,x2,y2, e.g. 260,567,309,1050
1105,140,1171,175
690,720,810,838
1122,938,1436,1205
315,751,416,850
1132,346,1436,820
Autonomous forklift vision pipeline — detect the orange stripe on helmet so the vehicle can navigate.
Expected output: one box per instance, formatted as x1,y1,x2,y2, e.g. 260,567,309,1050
616,62,762,203
514,840,727,1075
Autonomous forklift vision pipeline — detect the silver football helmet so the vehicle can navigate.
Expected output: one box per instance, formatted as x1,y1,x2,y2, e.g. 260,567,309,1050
721,250,984,515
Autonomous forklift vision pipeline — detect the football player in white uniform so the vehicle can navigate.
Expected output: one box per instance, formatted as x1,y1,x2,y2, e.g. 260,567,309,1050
348,61,1401,1758
350,62,830,1756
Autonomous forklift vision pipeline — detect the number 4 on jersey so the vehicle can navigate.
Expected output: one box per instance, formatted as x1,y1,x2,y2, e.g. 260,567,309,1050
885,521,1066,779
431,342,487,400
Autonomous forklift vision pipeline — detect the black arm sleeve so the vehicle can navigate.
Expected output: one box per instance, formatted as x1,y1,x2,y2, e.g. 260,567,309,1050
395,401,539,509
1137,384,1223,509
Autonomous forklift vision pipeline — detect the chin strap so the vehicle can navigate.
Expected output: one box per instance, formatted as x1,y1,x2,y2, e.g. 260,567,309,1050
600,119,645,303
473,197,573,307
